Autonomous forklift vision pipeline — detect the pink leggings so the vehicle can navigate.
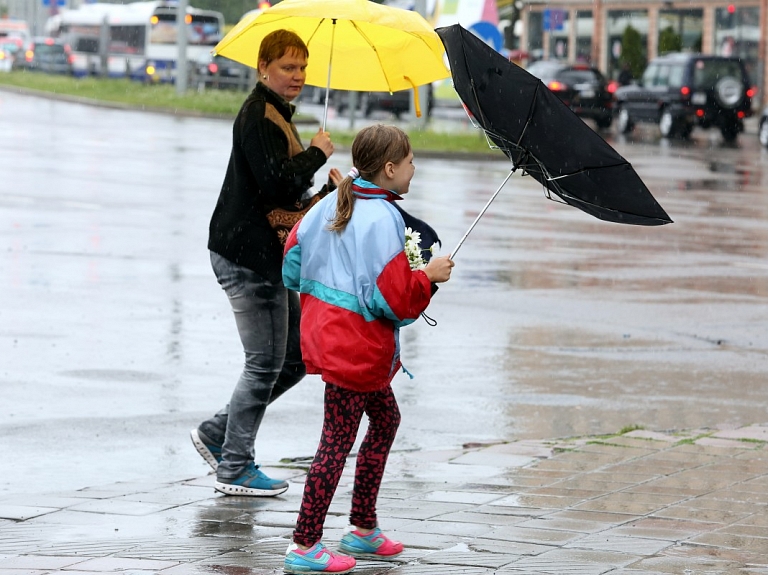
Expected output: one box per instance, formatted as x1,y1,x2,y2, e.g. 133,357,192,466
293,383,401,547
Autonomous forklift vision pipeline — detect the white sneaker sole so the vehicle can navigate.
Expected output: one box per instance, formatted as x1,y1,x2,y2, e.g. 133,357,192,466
214,480,289,497
190,429,220,471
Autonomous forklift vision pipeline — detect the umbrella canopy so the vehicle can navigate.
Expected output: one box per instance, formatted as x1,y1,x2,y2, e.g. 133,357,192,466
436,24,673,228
214,0,450,94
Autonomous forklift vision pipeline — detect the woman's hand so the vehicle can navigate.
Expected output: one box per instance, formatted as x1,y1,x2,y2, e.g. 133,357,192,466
310,129,334,158
423,255,454,284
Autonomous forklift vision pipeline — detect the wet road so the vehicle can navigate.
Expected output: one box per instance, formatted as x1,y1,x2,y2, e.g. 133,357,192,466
1,89,767,497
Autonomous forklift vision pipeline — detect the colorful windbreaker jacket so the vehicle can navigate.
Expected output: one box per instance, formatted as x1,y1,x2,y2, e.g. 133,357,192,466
282,181,433,392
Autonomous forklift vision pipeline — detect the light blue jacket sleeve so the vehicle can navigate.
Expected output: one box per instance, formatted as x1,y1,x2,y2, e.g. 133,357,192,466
282,242,302,291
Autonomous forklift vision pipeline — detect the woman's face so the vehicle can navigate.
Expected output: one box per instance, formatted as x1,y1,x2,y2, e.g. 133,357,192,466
258,48,308,102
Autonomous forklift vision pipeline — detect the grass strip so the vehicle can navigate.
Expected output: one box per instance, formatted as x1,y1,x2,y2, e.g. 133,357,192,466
1,71,496,155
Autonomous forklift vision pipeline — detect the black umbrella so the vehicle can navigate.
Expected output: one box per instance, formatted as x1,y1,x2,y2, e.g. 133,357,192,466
435,24,673,257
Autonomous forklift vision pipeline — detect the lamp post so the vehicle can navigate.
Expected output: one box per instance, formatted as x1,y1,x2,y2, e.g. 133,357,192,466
176,0,188,94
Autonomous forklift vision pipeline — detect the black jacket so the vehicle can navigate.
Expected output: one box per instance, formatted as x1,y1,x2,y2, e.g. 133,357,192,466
208,82,327,282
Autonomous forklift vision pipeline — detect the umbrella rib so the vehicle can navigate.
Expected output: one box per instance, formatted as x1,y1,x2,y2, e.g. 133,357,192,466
546,161,633,181
350,22,396,93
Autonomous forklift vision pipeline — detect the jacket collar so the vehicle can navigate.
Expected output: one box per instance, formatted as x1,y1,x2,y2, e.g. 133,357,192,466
351,178,403,202
255,81,296,120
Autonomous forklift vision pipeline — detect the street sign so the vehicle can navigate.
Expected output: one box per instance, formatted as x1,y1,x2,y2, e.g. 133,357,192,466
543,8,566,32
469,21,503,52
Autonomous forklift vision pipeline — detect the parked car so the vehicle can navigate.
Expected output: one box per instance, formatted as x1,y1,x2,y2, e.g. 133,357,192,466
334,84,434,119
759,107,768,149
525,60,615,129
14,37,74,75
614,53,756,142
194,54,253,90
0,40,21,73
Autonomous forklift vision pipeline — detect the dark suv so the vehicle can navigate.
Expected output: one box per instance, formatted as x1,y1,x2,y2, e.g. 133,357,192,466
614,53,755,141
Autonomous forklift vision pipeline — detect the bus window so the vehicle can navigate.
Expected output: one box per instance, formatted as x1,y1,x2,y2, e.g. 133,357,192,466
189,15,221,45
110,25,145,55
149,13,221,46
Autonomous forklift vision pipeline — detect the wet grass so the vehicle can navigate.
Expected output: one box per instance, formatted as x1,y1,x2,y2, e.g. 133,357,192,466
0,71,494,154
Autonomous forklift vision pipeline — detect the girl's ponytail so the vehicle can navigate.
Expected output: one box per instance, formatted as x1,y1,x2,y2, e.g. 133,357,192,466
329,174,355,232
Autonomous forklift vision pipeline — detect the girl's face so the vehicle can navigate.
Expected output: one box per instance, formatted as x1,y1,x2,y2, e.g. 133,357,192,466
258,49,308,102
387,150,415,195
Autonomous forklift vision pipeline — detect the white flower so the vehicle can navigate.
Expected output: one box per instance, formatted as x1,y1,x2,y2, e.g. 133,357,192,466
404,227,435,270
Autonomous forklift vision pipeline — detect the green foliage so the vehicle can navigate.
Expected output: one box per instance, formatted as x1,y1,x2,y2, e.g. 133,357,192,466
620,25,646,81
658,26,682,54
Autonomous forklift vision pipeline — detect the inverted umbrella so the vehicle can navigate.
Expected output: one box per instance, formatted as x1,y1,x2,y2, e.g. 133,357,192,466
435,25,673,257
214,0,450,127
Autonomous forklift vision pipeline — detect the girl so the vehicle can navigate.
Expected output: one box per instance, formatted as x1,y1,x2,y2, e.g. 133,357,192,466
282,124,454,574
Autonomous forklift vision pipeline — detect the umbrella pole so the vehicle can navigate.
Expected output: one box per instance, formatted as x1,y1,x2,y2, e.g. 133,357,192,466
321,19,337,132
450,168,515,259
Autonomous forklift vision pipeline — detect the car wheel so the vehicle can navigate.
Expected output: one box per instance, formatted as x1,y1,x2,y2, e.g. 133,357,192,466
759,119,768,148
714,76,743,109
659,109,676,138
720,123,740,142
616,106,633,134
596,115,612,129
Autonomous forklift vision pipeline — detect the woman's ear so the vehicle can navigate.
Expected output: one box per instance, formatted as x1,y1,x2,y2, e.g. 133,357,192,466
257,60,267,77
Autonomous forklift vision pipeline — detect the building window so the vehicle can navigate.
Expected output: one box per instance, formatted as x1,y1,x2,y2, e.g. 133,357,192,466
658,8,702,53
607,10,648,79
575,10,592,63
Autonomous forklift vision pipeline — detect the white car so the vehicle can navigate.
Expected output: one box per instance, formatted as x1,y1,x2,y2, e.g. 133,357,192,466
759,107,768,149
0,40,21,72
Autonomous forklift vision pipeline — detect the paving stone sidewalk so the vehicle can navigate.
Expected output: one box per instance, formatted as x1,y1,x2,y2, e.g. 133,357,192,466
1,425,767,575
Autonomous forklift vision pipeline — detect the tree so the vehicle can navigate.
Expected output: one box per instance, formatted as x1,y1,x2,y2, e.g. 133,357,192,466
620,25,645,80
658,26,682,54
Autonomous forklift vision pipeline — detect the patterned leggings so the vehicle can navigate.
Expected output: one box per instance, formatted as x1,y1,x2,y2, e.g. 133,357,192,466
292,383,401,547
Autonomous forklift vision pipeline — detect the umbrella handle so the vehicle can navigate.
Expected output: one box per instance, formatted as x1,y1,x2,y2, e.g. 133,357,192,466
321,19,337,132
450,169,515,259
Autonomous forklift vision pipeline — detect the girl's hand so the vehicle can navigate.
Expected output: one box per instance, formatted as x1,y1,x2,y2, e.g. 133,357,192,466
423,255,454,283
328,168,343,187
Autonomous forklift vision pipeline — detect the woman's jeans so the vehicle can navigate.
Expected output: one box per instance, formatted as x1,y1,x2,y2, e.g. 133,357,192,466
201,252,305,480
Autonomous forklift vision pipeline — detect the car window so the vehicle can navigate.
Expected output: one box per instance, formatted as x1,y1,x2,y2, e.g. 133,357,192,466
526,61,564,81
559,69,599,84
692,59,744,89
641,64,657,86
655,65,671,87
668,65,685,88
34,43,66,56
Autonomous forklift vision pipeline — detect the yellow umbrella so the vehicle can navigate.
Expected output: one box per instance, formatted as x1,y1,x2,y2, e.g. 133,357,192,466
213,0,450,125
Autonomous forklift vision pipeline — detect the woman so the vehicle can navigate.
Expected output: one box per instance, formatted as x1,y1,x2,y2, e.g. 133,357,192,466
190,29,341,497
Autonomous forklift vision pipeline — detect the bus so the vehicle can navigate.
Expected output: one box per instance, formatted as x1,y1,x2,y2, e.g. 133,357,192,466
45,1,224,82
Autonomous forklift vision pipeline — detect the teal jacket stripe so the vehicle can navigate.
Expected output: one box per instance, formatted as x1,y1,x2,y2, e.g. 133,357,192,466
302,278,375,321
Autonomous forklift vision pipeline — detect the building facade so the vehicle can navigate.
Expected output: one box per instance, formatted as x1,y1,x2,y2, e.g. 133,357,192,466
515,0,767,107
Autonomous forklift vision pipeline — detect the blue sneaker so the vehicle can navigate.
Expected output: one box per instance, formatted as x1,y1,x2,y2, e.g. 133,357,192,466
190,428,222,471
214,462,289,497
338,526,403,560
284,542,355,574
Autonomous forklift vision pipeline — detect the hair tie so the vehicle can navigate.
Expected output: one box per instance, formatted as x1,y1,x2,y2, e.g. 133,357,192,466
347,167,359,179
